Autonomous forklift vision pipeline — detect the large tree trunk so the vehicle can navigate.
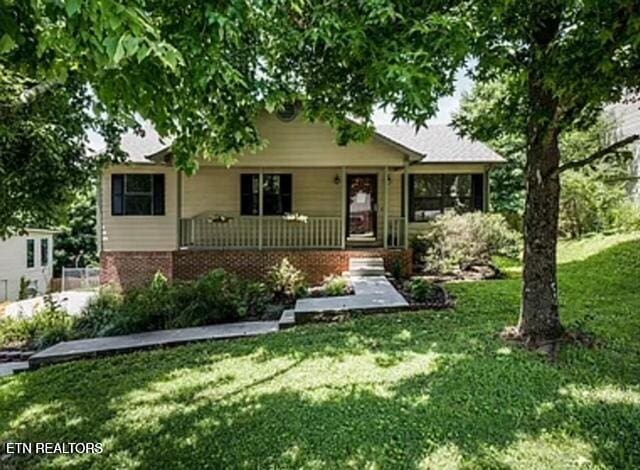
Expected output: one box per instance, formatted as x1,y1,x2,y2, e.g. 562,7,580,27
516,81,565,344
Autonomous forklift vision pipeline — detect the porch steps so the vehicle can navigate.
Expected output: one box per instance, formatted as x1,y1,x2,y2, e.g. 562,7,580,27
348,257,385,277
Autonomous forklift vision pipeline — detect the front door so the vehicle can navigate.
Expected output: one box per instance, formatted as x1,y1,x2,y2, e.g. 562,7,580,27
347,174,377,240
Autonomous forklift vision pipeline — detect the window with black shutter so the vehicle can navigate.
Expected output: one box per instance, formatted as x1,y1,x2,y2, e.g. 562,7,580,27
111,174,165,216
240,174,292,215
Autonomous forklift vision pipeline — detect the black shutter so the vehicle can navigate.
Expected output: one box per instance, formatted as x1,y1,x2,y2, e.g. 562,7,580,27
153,174,165,215
472,174,484,211
111,174,124,215
241,174,256,215
281,174,292,213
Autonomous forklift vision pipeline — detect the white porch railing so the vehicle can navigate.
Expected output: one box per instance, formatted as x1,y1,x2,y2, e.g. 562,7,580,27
180,216,343,249
387,217,405,248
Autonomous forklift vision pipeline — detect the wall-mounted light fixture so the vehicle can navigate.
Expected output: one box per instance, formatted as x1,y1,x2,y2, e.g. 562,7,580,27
334,174,341,185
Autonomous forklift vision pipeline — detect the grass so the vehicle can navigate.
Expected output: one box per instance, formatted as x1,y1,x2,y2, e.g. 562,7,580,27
1,235,639,468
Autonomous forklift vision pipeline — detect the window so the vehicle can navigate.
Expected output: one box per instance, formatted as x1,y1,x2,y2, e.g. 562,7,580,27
241,174,292,215
276,103,299,122
26,239,35,268
111,174,165,216
41,238,49,266
409,174,484,221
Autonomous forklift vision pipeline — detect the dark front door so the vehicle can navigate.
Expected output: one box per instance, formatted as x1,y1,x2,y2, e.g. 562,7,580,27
347,174,377,240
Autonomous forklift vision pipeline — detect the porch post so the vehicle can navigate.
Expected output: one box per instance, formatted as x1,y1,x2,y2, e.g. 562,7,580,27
258,168,264,250
341,166,346,249
403,161,409,249
383,166,389,248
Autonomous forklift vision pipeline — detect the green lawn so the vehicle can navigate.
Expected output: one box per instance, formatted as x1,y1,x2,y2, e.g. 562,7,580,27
1,235,639,469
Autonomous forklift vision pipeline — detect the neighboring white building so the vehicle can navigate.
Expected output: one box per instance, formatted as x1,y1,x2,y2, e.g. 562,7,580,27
607,99,640,201
0,229,55,302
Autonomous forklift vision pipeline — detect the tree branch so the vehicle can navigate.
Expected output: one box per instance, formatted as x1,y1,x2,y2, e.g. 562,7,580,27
554,134,639,176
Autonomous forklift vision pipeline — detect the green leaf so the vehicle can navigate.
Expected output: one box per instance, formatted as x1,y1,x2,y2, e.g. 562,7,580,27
113,36,126,63
136,43,151,62
65,0,82,17
0,33,16,53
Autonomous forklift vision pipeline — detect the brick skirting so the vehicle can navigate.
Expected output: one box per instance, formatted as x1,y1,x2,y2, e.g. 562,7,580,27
100,251,173,290
101,249,412,290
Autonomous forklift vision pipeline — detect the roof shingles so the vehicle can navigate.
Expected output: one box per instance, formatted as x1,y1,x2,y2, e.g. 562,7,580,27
116,121,504,164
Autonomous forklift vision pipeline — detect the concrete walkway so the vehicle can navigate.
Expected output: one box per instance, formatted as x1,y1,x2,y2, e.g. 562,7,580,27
28,321,279,368
0,362,29,378
295,276,408,315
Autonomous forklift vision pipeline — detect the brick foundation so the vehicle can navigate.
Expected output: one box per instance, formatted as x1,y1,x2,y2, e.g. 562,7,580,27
100,251,173,290
101,249,412,290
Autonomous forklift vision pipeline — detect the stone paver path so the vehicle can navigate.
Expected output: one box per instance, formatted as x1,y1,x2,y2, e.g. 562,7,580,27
29,321,279,368
0,362,29,378
294,275,408,315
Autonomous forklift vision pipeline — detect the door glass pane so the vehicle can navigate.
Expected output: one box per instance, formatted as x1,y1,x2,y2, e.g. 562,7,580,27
348,176,376,238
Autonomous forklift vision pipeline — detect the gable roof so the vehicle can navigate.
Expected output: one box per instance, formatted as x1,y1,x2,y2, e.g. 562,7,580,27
374,124,504,164
112,120,504,165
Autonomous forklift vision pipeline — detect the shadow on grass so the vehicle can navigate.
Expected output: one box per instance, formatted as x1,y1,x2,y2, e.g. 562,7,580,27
1,240,639,468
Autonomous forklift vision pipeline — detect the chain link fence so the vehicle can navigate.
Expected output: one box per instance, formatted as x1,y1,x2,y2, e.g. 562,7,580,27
61,267,101,292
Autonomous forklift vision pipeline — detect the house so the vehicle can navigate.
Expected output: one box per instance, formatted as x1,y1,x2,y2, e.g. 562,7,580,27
98,110,504,289
606,99,640,201
0,229,55,301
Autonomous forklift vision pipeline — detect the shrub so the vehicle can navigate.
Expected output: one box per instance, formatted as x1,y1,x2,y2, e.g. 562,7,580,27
560,171,623,238
74,269,272,337
322,275,349,296
266,258,307,301
411,212,521,274
0,295,74,349
18,276,30,300
391,258,404,280
73,287,123,338
409,278,437,303
559,170,640,238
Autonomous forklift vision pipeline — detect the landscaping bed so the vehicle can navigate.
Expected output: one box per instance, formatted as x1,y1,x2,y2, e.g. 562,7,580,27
391,278,455,309
0,259,354,352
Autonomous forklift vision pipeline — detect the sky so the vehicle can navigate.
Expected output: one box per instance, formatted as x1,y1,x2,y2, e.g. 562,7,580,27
373,67,474,126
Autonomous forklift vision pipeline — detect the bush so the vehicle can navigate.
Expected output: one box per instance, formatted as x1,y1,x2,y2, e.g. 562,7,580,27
73,287,123,338
409,278,437,303
0,296,74,349
74,269,272,338
266,258,307,301
560,171,622,238
411,212,521,274
559,170,640,238
322,275,349,296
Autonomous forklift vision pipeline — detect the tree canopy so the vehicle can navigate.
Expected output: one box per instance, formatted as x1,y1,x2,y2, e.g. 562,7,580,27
2,0,640,343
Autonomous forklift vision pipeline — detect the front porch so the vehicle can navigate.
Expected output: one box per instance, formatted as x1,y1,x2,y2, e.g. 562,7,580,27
178,166,410,251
